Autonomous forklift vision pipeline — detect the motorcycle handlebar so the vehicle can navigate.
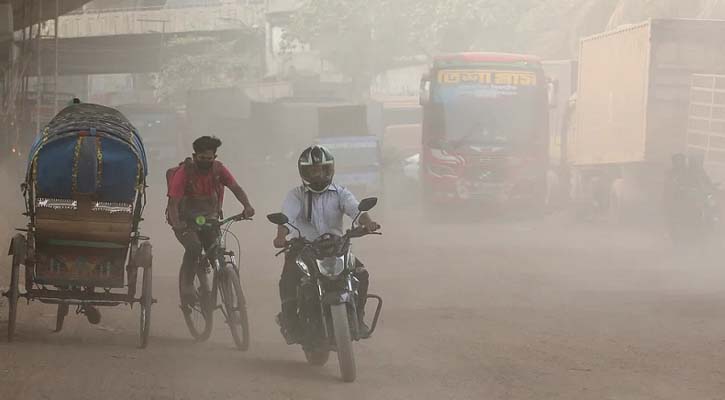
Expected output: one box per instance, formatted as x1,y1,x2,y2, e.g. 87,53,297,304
346,226,382,239
274,228,382,257
274,237,308,257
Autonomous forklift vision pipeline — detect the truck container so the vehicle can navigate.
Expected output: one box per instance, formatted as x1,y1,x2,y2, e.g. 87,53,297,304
566,19,725,218
686,73,725,182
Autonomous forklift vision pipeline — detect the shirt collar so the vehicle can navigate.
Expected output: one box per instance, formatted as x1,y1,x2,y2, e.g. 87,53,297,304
302,183,338,193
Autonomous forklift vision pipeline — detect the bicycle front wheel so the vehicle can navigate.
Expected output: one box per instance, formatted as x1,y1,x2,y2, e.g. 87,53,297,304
219,264,250,351
179,265,214,341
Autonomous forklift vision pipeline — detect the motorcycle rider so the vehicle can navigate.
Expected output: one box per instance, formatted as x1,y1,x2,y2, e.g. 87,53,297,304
687,153,714,193
664,153,688,190
664,153,690,240
273,145,381,343
167,136,256,302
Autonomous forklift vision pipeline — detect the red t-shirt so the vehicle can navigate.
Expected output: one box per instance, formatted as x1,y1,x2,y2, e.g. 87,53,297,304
168,162,238,208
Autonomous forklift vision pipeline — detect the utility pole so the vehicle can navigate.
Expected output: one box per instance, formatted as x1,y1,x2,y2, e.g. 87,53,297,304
137,18,168,95
35,0,42,134
54,0,59,114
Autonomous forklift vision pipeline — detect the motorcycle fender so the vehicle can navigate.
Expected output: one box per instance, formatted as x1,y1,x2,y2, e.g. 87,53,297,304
322,290,354,305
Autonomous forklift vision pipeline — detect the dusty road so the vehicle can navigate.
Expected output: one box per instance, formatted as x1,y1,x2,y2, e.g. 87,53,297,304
1,198,725,399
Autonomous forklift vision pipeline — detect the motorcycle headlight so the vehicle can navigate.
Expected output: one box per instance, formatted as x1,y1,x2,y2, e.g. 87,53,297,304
317,256,345,277
295,259,311,276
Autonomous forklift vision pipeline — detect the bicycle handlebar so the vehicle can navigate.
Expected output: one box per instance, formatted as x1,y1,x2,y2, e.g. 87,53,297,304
193,213,252,230
219,213,252,225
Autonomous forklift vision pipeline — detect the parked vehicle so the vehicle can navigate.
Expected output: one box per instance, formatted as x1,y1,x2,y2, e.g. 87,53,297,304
314,104,383,198
562,19,725,221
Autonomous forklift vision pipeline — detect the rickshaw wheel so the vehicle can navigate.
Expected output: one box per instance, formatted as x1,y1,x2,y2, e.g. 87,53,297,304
7,234,25,342
138,244,153,349
139,266,152,348
7,259,20,342
54,304,69,332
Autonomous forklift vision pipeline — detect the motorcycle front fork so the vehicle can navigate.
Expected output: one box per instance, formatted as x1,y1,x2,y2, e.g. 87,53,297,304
297,275,370,345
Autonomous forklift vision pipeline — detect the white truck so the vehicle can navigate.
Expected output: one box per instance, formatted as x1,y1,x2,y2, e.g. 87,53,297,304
563,18,725,220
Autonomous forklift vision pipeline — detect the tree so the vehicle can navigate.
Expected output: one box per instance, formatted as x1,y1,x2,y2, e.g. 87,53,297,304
152,33,264,104
282,0,534,91
286,0,725,90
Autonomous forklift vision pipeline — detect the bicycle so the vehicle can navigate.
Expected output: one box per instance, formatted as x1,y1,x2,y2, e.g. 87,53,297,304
179,213,250,350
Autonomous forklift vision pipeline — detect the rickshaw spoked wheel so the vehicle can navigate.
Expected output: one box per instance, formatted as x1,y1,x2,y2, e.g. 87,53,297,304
138,243,153,349
7,234,26,342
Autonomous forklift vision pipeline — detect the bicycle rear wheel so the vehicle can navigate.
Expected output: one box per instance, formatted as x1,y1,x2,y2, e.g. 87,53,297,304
219,264,249,351
179,264,214,341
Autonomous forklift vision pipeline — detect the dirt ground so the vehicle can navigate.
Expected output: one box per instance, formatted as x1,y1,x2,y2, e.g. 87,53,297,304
1,182,725,400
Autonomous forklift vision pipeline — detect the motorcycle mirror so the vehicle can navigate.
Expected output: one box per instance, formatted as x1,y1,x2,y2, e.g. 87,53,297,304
358,197,378,212
267,213,289,225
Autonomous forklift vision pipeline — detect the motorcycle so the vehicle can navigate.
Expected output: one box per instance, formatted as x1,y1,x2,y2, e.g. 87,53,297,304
667,181,721,243
266,197,383,383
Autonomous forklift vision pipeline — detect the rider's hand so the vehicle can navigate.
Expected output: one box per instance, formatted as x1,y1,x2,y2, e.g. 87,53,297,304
363,221,381,233
242,206,256,219
273,235,288,249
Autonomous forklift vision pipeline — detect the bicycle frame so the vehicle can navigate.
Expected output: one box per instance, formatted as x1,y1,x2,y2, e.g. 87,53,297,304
194,215,246,317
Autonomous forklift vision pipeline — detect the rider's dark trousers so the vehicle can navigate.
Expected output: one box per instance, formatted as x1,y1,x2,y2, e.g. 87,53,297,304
175,228,218,286
279,252,370,325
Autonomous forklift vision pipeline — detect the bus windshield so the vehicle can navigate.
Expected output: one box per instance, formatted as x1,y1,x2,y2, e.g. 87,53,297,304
426,68,543,147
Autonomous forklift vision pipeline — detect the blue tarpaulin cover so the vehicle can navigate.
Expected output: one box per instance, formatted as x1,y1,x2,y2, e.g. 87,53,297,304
27,103,148,203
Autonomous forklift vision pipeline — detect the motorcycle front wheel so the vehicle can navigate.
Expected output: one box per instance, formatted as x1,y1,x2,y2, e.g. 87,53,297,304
304,349,330,366
330,303,356,382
